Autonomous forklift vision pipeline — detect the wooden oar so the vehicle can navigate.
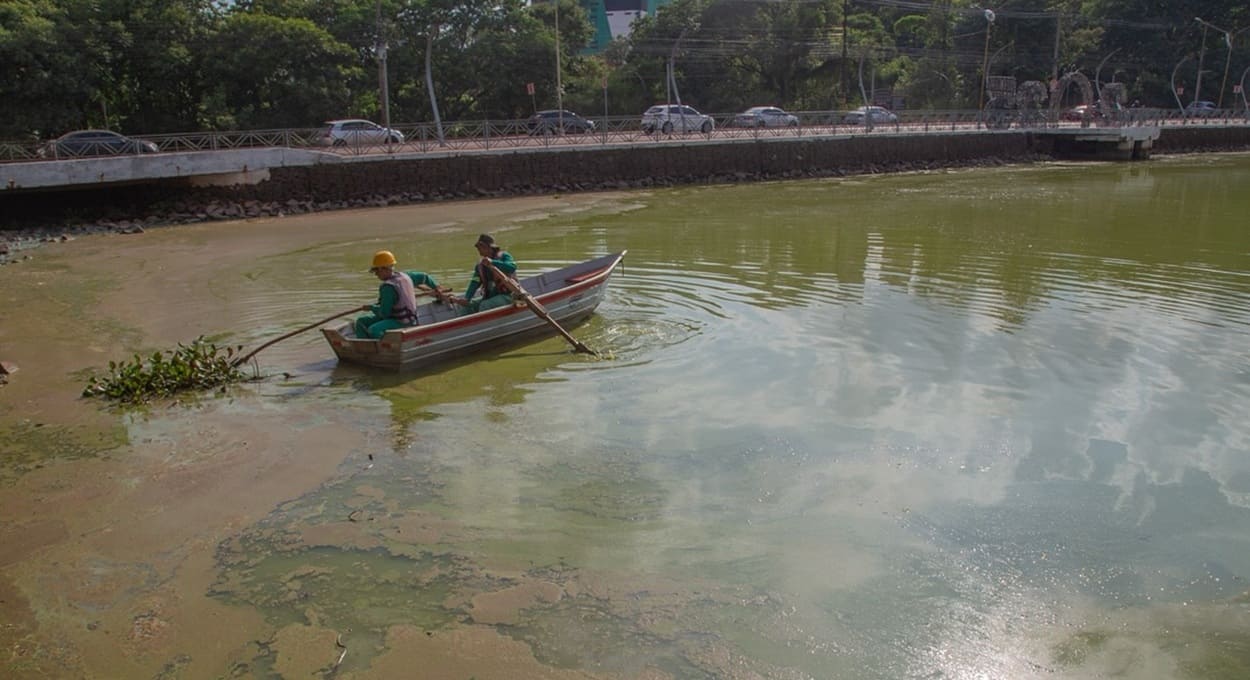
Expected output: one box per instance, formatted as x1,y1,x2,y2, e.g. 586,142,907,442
483,262,598,356
231,288,450,367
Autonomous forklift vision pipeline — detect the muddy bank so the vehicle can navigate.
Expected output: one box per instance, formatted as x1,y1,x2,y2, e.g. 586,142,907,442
0,192,636,678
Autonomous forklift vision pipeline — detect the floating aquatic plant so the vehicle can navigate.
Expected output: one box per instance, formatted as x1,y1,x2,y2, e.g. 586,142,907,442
82,337,248,403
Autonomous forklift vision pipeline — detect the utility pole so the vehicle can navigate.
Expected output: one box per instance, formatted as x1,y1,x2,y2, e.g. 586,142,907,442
375,0,390,135
1052,13,1061,84
1196,18,1247,108
979,9,995,125
841,0,850,108
670,26,690,111
555,0,563,131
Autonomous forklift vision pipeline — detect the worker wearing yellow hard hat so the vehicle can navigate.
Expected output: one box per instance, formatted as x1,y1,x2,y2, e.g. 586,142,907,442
354,250,443,339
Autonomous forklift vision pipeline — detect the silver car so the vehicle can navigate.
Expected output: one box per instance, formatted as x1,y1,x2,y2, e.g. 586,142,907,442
733,106,799,128
842,106,899,125
316,119,404,147
641,104,714,134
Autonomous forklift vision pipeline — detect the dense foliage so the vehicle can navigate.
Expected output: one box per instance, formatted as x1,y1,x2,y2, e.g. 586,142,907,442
82,338,247,404
1,0,1246,139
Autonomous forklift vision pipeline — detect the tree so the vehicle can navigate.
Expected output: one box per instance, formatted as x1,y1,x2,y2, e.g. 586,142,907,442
200,13,361,129
0,0,116,137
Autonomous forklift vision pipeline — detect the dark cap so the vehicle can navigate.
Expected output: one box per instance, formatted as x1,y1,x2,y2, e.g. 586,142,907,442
475,233,496,247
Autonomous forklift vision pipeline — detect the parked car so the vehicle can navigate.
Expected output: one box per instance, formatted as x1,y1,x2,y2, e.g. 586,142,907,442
641,104,714,134
38,129,158,158
732,106,799,128
842,106,899,125
527,109,596,135
1183,100,1217,117
1060,102,1121,123
1061,104,1093,121
315,119,404,147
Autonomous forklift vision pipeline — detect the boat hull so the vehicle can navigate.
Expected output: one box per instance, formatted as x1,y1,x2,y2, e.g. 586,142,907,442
322,251,625,371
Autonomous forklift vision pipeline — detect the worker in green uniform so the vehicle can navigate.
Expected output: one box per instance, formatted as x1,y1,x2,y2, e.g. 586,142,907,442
355,250,441,339
449,233,517,315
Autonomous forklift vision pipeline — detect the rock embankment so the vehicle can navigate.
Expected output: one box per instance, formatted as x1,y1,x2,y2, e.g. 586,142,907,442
0,153,1043,266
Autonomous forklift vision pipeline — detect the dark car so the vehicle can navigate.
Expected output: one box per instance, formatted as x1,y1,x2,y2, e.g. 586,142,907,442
38,129,159,158
527,109,596,135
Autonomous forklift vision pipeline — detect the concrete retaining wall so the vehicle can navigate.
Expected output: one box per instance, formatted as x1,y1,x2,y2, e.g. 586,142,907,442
1,127,1245,231
1151,125,1250,152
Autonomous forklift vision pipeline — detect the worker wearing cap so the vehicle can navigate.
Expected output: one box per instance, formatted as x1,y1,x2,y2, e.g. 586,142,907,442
355,250,438,339
450,233,517,315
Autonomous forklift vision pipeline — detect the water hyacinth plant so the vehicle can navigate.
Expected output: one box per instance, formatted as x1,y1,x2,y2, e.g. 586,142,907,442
82,337,248,403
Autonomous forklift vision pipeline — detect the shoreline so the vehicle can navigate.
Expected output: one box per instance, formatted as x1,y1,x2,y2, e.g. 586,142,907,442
1,153,1043,265
4,143,1245,266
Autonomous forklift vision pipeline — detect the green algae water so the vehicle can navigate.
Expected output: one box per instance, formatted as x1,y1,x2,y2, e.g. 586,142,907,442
5,154,1250,679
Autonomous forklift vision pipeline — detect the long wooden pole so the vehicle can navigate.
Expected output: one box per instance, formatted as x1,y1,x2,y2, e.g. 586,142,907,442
484,263,597,356
232,306,363,367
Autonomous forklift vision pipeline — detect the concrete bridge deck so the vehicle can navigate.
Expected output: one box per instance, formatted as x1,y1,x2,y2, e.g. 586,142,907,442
1,124,1173,194
2,124,1246,230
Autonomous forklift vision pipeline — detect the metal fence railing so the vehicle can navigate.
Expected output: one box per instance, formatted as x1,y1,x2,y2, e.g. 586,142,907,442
3,107,1248,164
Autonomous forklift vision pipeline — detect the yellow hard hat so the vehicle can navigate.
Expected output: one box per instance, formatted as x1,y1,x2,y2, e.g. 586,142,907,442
370,250,397,269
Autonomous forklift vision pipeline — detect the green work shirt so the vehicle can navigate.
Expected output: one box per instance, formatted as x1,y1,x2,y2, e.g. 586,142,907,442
463,252,516,301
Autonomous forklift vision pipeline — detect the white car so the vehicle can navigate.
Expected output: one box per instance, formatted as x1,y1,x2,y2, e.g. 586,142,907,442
733,106,799,128
641,104,714,134
316,119,404,147
842,106,899,125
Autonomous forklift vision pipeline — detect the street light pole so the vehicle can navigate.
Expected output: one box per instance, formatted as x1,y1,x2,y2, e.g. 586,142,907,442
1241,66,1250,112
1217,26,1249,108
1171,55,1192,112
1094,48,1121,104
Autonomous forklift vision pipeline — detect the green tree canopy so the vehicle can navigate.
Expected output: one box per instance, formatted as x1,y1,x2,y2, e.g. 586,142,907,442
200,13,361,128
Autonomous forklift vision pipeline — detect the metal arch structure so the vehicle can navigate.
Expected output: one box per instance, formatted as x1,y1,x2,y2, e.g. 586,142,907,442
981,78,1055,129
1050,71,1095,117
1017,81,1048,109
1016,80,1049,126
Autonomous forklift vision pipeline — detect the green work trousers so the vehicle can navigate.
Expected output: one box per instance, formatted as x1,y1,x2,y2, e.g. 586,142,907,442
458,293,514,316
355,315,408,340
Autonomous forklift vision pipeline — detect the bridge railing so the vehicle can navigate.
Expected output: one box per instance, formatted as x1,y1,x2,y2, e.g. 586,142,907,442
2,108,1248,164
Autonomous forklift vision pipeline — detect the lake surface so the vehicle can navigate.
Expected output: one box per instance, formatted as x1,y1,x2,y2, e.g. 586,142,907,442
2,155,1248,679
